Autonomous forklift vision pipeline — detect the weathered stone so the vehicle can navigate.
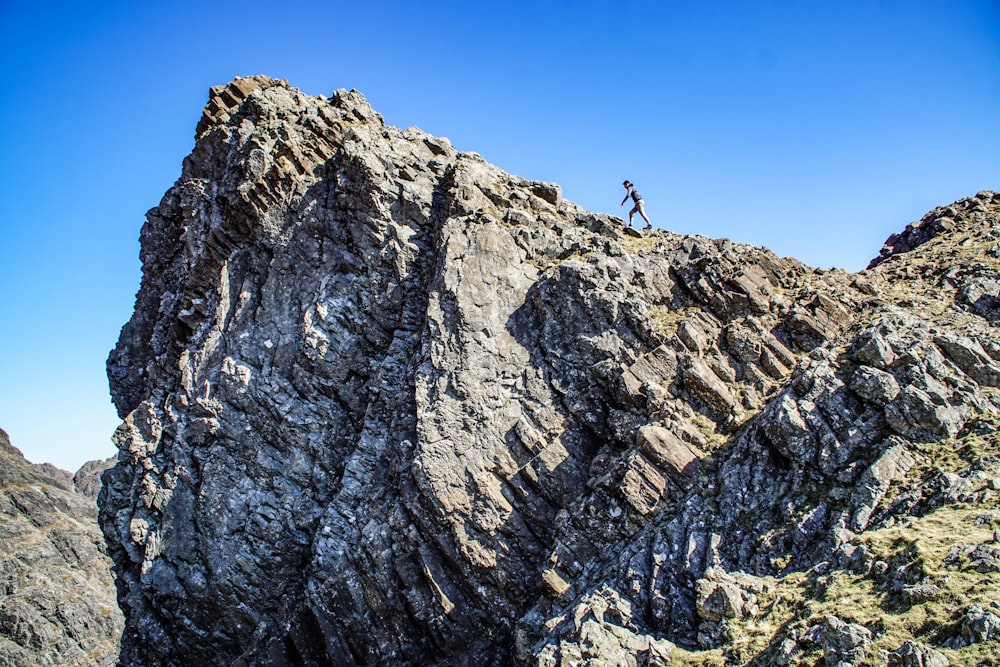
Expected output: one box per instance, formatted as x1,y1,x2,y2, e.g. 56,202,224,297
901,582,942,605
693,568,765,624
967,544,1000,573
850,442,915,531
934,332,1000,387
73,455,116,498
529,587,675,667
850,365,900,405
618,452,668,515
886,640,950,667
0,429,122,667
635,424,703,490
682,357,742,420
959,277,1000,316
817,615,873,666
960,603,1000,644
855,332,897,369
886,385,964,439
98,76,1000,665
621,345,678,400
759,391,815,463
677,311,721,355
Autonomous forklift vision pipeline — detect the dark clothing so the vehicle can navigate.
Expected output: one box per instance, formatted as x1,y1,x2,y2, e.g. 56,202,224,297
622,185,643,205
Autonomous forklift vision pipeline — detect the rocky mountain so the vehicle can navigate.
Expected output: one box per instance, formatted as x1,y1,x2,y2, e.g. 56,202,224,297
0,429,123,666
73,456,117,499
101,76,1000,666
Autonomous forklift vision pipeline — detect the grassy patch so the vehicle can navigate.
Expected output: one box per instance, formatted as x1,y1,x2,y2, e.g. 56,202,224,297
687,410,730,452
662,495,1000,666
647,305,702,339
874,231,1000,320
907,413,1000,479
665,646,727,666
620,233,668,255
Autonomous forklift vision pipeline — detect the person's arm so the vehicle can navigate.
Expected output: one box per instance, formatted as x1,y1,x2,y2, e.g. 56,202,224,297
621,187,630,206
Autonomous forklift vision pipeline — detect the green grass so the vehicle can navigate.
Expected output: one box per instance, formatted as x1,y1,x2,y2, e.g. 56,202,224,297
653,412,1000,666
663,502,998,666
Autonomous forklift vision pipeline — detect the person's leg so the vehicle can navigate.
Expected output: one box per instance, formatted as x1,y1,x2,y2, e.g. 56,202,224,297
637,201,651,227
629,204,639,225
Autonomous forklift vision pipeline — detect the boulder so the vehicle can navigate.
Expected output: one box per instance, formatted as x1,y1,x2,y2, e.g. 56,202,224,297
886,640,950,667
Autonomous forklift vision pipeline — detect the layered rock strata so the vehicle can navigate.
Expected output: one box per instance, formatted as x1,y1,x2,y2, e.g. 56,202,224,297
0,429,123,666
102,76,1000,665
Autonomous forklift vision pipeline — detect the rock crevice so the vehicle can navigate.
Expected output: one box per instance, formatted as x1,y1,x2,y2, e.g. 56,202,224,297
101,76,1000,666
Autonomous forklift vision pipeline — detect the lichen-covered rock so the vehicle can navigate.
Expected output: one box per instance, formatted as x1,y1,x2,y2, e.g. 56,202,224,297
850,441,915,532
100,76,1000,666
886,640,950,667
526,587,674,667
815,615,873,666
959,603,1000,645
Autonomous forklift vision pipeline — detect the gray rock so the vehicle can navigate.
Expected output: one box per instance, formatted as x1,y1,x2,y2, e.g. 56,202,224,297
850,365,901,405
850,442,915,532
933,332,1000,387
958,277,1000,317
867,192,995,269
528,587,674,667
886,640,950,667
901,582,942,605
855,332,897,369
635,424,703,491
682,356,742,421
817,615,873,666
967,545,1000,573
0,428,122,667
960,603,1000,644
886,385,964,439
98,76,1000,665
693,568,768,648
73,455,116,498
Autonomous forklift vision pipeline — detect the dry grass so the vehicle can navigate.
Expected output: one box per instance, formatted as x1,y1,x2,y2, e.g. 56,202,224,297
620,231,669,254
908,413,1000,478
665,646,727,666
652,413,1000,666
647,305,702,339
873,232,1000,321
686,502,1000,666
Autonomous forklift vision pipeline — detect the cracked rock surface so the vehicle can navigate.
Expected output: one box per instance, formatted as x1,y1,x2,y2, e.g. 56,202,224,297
102,76,1000,665
0,429,122,666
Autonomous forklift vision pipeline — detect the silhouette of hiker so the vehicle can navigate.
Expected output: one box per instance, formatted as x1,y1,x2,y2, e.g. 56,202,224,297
621,180,651,229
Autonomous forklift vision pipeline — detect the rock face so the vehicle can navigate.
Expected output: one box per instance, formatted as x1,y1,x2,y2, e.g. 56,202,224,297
0,429,123,666
74,456,116,498
101,76,1000,666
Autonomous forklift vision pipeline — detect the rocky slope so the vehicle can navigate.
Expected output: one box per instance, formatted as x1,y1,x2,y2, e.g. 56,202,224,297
102,76,1000,666
0,429,123,666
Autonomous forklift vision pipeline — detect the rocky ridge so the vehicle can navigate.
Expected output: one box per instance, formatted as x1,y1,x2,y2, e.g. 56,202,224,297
0,429,123,666
101,76,1000,666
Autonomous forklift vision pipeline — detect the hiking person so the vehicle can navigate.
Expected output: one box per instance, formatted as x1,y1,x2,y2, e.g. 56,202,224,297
620,180,651,229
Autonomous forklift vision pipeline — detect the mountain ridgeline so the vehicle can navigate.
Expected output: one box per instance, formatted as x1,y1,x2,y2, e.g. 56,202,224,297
0,430,121,666
100,76,1000,666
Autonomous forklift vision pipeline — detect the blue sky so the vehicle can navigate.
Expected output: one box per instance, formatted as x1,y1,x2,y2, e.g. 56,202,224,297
1,1,998,470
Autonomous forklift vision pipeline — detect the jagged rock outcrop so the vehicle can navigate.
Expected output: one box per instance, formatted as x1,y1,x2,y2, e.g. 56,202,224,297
74,456,116,499
0,429,123,665
102,76,1000,666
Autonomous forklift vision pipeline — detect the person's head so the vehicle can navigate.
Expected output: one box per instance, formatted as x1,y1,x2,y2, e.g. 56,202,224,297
622,180,631,188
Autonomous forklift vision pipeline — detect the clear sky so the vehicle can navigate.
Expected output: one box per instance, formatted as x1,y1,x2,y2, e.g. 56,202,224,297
1,1,998,471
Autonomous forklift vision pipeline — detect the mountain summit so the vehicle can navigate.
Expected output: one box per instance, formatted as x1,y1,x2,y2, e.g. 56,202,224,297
101,76,1000,666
